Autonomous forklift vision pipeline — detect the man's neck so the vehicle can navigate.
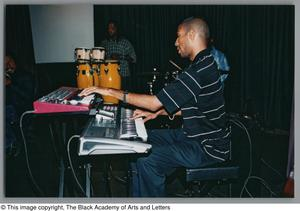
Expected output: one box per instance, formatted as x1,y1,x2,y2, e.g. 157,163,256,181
190,45,207,61
109,35,118,41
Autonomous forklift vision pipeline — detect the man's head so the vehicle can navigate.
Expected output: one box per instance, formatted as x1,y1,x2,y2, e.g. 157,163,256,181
5,53,17,74
106,20,119,40
175,17,210,61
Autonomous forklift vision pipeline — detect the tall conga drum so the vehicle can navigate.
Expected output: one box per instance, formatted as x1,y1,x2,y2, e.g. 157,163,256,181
91,63,100,87
90,47,105,87
76,63,94,88
99,60,121,104
75,48,93,88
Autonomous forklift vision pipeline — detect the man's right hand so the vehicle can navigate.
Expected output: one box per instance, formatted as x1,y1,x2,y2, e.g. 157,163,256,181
131,109,159,123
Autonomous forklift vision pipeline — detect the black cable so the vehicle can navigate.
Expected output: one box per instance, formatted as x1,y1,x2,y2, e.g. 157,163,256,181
19,110,45,196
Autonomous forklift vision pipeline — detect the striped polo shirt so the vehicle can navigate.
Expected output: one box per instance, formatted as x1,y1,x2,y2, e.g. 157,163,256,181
156,48,230,161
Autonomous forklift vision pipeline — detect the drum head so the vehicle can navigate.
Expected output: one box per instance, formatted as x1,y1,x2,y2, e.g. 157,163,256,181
75,47,89,51
92,47,105,51
91,47,105,62
75,48,90,61
104,59,120,64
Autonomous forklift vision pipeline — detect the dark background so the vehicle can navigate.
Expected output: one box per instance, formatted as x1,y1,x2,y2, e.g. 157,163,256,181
4,4,294,197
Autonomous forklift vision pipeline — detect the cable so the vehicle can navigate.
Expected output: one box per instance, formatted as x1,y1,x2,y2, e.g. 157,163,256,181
109,164,127,184
19,110,45,196
260,158,285,180
250,176,278,197
242,176,278,197
233,118,253,197
48,123,60,163
228,117,253,197
66,134,87,197
229,116,279,198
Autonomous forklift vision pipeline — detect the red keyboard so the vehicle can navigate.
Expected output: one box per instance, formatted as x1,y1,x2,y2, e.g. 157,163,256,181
33,87,95,114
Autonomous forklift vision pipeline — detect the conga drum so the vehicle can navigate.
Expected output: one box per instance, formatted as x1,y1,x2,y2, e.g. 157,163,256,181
99,60,121,104
76,63,94,88
90,47,105,63
91,63,100,87
90,47,105,87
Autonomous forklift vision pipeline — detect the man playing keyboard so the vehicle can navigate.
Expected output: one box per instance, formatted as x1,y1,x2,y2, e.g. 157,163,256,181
79,17,230,197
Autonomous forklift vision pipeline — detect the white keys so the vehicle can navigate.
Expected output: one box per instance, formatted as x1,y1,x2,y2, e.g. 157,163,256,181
119,108,148,141
134,118,148,142
79,138,152,155
79,94,95,105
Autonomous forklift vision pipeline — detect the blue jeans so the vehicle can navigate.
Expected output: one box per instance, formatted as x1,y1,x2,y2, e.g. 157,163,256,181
131,129,219,197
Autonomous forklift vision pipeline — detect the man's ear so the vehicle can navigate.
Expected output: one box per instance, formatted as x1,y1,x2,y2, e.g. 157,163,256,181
188,30,195,40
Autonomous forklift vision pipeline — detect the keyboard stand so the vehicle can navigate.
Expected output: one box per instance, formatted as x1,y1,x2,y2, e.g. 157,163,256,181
44,114,91,197
84,163,92,197
58,159,65,197
48,120,67,197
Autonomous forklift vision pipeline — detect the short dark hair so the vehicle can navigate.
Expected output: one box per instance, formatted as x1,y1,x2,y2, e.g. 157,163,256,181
6,50,17,64
105,19,121,40
107,19,119,29
180,17,210,40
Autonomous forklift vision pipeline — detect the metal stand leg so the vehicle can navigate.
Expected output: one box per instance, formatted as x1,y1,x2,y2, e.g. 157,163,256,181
58,122,67,197
103,161,112,197
58,159,65,197
49,121,65,197
85,163,92,197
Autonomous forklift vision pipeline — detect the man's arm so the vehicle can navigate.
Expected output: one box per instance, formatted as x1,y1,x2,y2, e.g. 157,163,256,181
79,86,162,112
131,108,181,123
156,109,181,116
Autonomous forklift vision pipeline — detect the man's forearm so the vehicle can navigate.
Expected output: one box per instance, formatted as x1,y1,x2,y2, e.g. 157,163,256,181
156,109,181,116
107,88,162,111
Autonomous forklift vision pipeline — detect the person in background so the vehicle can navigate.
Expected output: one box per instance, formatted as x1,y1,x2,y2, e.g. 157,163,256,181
100,20,137,91
5,51,35,152
80,17,230,197
209,38,230,86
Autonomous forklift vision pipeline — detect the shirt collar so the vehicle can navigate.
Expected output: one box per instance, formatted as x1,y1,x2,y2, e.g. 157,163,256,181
192,47,211,64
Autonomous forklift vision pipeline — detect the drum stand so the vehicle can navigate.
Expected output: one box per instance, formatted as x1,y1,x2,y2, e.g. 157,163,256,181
147,68,158,95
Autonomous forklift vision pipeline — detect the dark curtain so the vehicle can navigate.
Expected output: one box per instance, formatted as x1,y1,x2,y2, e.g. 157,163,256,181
94,5,294,130
5,5,35,69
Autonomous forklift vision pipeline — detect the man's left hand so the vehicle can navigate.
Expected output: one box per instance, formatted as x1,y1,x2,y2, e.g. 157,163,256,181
79,86,110,97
